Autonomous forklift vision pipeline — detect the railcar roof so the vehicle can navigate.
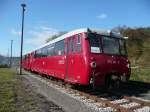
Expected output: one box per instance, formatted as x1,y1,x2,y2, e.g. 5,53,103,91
25,28,123,54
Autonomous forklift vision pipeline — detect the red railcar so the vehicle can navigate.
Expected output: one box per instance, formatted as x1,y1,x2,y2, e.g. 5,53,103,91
22,28,131,88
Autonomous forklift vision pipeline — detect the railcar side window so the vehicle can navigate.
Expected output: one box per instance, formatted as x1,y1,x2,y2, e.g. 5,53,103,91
68,38,72,53
34,51,37,58
77,34,81,52
26,55,28,59
24,55,27,60
47,44,54,56
54,40,65,55
36,49,43,57
88,33,101,53
72,37,76,53
24,55,26,59
42,47,48,57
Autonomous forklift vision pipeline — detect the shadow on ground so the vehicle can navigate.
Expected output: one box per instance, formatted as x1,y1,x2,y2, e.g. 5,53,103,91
117,81,150,99
72,81,150,100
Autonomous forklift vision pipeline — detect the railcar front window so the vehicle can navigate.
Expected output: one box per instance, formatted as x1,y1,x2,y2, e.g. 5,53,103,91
119,39,127,55
88,33,102,53
103,36,120,55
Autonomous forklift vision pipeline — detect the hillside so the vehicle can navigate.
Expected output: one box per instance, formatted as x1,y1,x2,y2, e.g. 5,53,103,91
120,27,150,67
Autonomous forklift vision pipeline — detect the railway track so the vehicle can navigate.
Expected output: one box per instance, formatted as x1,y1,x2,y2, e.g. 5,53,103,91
23,70,150,112
65,85,150,112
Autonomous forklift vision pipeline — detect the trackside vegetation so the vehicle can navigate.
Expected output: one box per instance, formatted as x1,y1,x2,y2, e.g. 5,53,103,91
130,68,150,83
0,68,37,112
0,68,41,112
120,27,150,83
0,68,64,112
0,68,16,112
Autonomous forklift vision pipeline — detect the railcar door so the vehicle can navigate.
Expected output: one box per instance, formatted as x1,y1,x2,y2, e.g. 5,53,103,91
66,34,83,83
66,37,74,81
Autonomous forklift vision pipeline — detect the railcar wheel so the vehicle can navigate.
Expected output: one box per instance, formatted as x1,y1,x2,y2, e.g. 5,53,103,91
105,75,112,90
114,79,121,89
105,75,121,91
89,77,96,90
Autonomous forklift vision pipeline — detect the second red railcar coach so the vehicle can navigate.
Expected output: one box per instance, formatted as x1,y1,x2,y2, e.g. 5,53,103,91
22,28,131,88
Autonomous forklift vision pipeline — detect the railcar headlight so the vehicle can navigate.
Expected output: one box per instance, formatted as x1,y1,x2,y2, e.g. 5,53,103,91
126,63,130,68
90,61,97,68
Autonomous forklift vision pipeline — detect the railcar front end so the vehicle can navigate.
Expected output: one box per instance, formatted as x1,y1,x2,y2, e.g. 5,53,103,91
84,31,131,88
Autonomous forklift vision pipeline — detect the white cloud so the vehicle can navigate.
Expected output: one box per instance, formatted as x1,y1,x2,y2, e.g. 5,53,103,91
11,29,21,36
36,20,48,24
97,13,107,20
25,26,59,46
39,26,54,31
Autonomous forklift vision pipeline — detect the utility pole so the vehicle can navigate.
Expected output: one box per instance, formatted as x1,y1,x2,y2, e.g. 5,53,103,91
7,48,9,66
20,3,26,75
10,40,13,67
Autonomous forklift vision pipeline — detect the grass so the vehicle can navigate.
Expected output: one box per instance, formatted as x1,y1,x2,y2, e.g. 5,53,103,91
0,68,50,112
0,68,17,112
0,68,38,112
130,68,150,83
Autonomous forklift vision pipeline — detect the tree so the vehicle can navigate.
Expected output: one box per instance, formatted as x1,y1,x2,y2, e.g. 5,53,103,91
46,31,67,43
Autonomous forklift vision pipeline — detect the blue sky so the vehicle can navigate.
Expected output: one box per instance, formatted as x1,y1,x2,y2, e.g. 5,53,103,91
0,0,150,56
